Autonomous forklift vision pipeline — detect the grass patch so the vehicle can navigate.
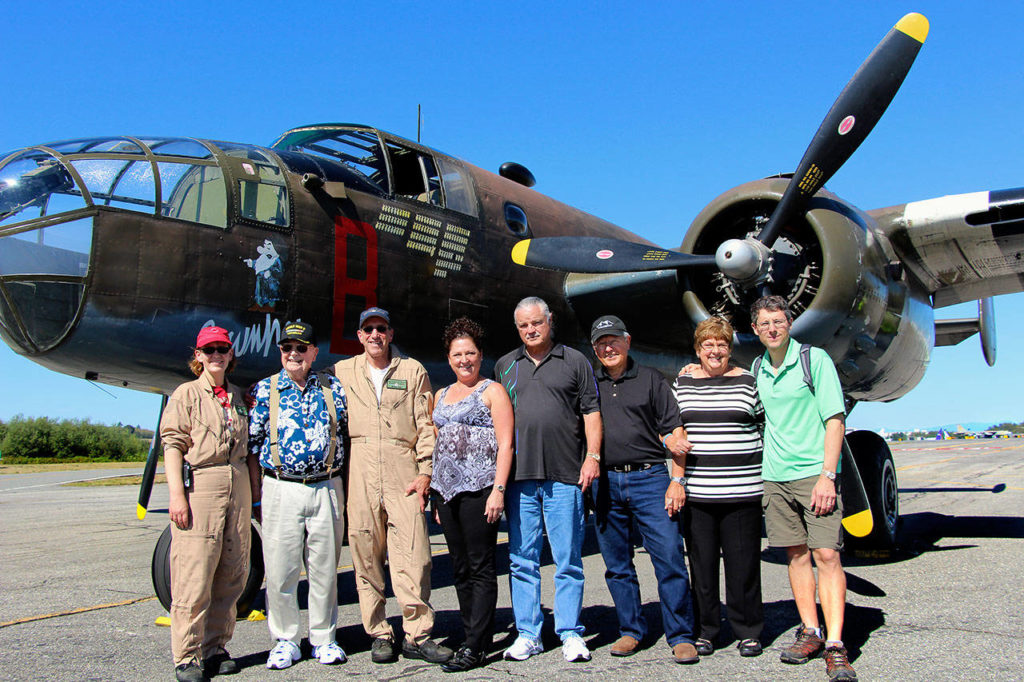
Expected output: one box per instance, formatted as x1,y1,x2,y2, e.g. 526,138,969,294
0,461,149,475
64,473,167,487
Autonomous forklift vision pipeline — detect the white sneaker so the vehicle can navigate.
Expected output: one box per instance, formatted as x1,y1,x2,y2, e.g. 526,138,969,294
313,641,347,665
266,640,301,669
503,636,543,661
561,635,591,662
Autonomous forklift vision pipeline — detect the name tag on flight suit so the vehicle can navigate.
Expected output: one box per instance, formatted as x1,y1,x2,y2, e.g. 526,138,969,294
386,379,407,390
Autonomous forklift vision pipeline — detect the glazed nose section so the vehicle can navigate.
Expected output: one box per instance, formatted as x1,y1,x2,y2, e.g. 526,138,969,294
0,148,92,353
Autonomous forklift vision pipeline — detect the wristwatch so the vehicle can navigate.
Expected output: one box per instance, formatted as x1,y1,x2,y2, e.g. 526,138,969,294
585,452,601,462
495,484,506,493
821,470,837,481
670,476,686,486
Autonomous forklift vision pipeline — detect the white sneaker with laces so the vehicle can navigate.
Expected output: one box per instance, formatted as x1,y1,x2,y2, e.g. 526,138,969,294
561,635,591,662
313,641,347,664
503,636,543,661
266,640,301,669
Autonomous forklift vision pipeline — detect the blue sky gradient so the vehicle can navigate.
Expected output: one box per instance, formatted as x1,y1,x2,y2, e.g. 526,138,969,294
1,1,1021,432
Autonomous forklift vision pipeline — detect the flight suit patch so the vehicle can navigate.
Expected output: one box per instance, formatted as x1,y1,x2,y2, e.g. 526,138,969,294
386,379,408,390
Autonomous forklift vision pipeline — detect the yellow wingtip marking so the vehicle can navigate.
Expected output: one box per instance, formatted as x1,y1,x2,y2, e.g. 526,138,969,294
136,504,147,520
511,240,530,265
896,13,929,43
842,509,874,537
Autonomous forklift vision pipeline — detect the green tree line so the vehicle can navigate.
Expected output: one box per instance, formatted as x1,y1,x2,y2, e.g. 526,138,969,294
0,416,151,463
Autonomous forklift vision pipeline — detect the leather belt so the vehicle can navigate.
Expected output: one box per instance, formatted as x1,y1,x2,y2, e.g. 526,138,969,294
607,462,657,473
263,468,342,484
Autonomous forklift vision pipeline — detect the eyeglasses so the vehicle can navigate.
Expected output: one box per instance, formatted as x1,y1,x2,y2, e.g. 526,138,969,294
361,324,389,334
699,341,730,351
280,343,309,354
199,345,231,355
755,319,789,331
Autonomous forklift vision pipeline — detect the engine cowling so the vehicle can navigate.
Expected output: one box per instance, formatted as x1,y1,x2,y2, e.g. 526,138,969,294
679,178,933,403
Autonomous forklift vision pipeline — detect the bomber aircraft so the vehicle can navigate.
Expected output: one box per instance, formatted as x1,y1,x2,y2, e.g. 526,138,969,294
1,13,1022,610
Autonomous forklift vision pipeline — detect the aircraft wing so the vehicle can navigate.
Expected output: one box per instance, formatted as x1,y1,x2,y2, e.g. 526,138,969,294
872,188,1024,308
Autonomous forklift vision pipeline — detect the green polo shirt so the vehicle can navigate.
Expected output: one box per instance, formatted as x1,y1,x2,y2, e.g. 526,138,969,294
753,340,845,482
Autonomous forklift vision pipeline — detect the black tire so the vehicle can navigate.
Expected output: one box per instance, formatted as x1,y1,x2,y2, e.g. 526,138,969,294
845,430,899,549
151,521,265,616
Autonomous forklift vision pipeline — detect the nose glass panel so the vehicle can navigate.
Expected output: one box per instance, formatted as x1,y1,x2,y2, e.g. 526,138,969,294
0,150,84,226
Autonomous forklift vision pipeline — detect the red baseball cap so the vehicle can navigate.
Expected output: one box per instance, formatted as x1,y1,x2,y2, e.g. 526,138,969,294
195,326,232,348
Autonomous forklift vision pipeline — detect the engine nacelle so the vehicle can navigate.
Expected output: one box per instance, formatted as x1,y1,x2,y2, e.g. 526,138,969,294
679,178,933,402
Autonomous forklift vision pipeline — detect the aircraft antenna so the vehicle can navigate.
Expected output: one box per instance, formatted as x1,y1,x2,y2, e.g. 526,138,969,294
417,104,422,143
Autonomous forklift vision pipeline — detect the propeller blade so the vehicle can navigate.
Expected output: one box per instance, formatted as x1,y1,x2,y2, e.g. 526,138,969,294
136,395,167,520
756,12,929,248
512,237,716,273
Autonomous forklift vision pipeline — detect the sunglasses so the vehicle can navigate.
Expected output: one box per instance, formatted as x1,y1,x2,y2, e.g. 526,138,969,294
199,345,231,355
361,324,389,334
280,343,310,354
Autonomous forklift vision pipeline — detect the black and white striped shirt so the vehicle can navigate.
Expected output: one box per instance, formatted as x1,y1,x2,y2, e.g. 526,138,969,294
672,371,764,503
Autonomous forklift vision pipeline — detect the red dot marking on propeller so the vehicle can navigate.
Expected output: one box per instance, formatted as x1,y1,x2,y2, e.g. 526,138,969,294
838,115,856,135
596,250,614,259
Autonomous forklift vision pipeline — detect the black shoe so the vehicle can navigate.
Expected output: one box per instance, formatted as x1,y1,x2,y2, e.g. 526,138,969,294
441,645,484,672
371,638,397,664
204,648,238,676
738,638,763,657
695,638,714,656
175,661,207,682
403,638,454,663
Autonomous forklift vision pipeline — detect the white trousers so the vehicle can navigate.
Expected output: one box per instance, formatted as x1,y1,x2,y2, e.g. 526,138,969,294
261,475,345,647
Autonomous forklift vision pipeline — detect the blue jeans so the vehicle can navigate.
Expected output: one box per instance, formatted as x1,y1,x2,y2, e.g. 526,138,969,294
506,480,585,641
591,465,695,646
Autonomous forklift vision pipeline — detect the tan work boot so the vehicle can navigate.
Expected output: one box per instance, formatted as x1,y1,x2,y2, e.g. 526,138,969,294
672,642,699,664
610,635,640,657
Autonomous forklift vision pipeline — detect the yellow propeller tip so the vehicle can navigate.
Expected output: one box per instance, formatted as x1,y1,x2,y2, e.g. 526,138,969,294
511,240,531,266
896,13,929,43
841,509,874,537
136,504,147,520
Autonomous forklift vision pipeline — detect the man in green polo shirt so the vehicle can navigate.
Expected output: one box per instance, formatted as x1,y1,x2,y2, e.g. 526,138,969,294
750,295,856,682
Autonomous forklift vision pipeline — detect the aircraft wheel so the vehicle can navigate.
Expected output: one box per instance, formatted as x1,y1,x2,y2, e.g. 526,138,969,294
151,521,265,616
846,430,899,549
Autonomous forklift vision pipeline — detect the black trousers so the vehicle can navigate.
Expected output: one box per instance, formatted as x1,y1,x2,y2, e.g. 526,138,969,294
433,487,499,651
683,500,764,641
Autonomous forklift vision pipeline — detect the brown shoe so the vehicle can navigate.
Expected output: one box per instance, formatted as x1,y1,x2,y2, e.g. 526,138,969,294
672,642,698,664
779,626,824,664
824,646,858,681
610,635,640,657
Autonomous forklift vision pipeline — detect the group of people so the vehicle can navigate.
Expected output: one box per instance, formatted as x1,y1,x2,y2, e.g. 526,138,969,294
160,294,858,682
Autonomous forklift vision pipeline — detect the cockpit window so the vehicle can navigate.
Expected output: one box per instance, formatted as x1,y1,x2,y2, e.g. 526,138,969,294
46,138,144,155
273,128,387,193
435,157,479,217
216,143,290,228
160,162,227,228
70,158,157,214
142,138,214,159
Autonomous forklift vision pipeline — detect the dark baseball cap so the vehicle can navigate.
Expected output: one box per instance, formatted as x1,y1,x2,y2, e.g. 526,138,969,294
591,315,628,344
280,320,315,345
358,306,391,327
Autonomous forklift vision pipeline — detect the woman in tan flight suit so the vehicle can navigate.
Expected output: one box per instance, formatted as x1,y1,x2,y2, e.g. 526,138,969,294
161,326,261,682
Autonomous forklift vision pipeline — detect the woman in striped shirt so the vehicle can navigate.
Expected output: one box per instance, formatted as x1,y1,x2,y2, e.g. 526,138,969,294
673,316,765,658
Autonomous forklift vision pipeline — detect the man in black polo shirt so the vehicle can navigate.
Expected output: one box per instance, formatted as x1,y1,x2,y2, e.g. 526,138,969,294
494,296,602,663
589,314,699,664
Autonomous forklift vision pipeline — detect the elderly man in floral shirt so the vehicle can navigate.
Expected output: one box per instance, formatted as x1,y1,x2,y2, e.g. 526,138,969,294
248,321,349,670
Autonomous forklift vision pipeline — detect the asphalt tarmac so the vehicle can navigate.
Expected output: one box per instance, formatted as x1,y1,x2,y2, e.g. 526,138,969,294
1,440,1023,681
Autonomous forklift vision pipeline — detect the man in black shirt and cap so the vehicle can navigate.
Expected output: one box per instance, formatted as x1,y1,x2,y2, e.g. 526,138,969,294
589,314,699,664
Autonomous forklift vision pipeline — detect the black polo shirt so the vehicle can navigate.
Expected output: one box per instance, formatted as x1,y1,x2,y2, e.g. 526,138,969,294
494,343,600,485
597,357,680,468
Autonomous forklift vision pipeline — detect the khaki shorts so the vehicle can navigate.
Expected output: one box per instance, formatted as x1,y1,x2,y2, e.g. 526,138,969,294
762,475,844,551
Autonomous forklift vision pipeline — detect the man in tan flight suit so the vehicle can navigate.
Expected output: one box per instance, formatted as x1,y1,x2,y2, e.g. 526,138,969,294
334,307,452,665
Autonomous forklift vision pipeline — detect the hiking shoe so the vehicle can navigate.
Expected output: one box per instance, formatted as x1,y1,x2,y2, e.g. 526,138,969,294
503,636,543,661
313,641,347,665
695,638,714,656
371,638,397,664
561,635,591,662
402,638,454,663
780,626,824,664
204,647,237,676
610,635,640,657
266,640,301,670
175,661,206,682
672,642,699,664
441,645,485,672
738,638,763,657
824,646,858,681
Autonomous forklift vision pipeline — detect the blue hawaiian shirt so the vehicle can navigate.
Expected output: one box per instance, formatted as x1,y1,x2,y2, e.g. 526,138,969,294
248,369,348,476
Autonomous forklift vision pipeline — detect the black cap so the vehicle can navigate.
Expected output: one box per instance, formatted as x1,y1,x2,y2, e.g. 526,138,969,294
280,320,315,345
590,315,628,344
358,306,391,327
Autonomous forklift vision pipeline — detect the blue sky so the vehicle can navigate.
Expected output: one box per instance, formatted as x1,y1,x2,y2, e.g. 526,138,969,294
0,1,1021,433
